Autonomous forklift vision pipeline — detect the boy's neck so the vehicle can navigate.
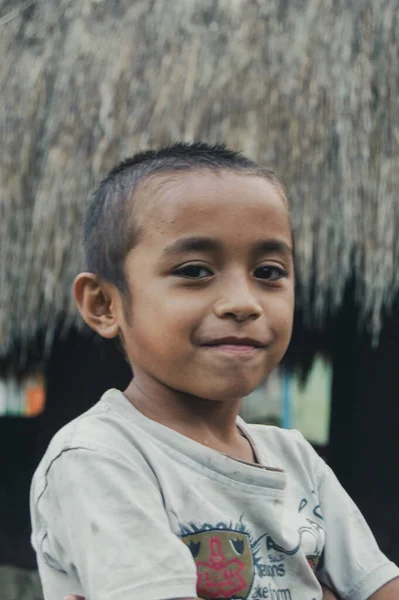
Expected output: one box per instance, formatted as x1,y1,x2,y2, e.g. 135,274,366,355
123,375,255,462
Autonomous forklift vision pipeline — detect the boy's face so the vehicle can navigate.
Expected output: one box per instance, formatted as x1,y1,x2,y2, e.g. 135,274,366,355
118,171,294,402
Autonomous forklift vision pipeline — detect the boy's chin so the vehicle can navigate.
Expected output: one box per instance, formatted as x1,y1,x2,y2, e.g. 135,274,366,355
189,380,262,404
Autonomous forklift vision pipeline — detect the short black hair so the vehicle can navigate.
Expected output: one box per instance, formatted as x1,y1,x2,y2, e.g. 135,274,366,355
83,141,288,292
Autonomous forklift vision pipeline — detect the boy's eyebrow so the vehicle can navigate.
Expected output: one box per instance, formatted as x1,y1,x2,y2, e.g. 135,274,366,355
162,236,293,257
162,236,223,256
253,239,293,256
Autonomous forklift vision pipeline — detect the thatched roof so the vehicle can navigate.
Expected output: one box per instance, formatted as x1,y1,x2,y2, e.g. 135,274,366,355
1,0,398,368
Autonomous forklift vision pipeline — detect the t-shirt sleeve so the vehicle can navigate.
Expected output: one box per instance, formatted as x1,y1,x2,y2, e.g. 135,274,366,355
316,459,399,600
31,444,198,600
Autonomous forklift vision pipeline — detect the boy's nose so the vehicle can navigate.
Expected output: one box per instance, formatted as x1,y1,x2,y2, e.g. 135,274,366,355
213,282,263,322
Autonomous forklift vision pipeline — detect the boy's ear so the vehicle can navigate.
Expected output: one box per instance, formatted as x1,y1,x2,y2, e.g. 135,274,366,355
73,273,121,339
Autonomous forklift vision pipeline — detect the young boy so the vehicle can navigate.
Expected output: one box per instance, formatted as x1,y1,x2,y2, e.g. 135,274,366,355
30,143,399,600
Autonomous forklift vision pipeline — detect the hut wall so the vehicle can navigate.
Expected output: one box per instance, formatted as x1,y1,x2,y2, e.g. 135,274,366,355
328,289,399,564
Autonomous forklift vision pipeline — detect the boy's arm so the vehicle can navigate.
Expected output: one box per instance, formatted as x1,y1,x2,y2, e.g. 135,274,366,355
315,459,399,598
320,588,339,600
32,446,198,600
369,577,399,598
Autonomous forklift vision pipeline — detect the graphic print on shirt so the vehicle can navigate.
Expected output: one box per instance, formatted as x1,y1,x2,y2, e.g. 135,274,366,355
182,527,254,599
180,500,325,600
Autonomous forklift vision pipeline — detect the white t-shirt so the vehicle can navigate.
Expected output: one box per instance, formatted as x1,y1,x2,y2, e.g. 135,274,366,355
30,389,398,600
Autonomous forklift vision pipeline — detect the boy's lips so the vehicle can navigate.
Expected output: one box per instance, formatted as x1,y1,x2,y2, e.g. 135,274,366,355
200,336,268,350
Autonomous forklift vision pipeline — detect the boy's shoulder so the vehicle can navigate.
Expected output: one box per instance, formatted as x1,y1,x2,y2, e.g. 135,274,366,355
38,388,146,468
37,390,326,490
31,388,164,507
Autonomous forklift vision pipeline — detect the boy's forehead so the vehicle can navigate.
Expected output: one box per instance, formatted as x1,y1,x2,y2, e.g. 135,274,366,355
131,169,289,232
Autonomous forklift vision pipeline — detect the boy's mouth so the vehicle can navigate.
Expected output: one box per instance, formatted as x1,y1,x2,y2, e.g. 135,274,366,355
201,336,268,352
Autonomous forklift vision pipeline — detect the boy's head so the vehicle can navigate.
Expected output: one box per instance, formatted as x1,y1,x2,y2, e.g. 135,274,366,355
75,142,294,402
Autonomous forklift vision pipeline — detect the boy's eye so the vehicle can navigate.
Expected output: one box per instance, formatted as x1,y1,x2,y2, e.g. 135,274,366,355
173,264,213,279
254,265,287,281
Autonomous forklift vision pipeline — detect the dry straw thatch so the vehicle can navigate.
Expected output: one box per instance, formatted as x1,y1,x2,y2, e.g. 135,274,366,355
1,0,398,368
